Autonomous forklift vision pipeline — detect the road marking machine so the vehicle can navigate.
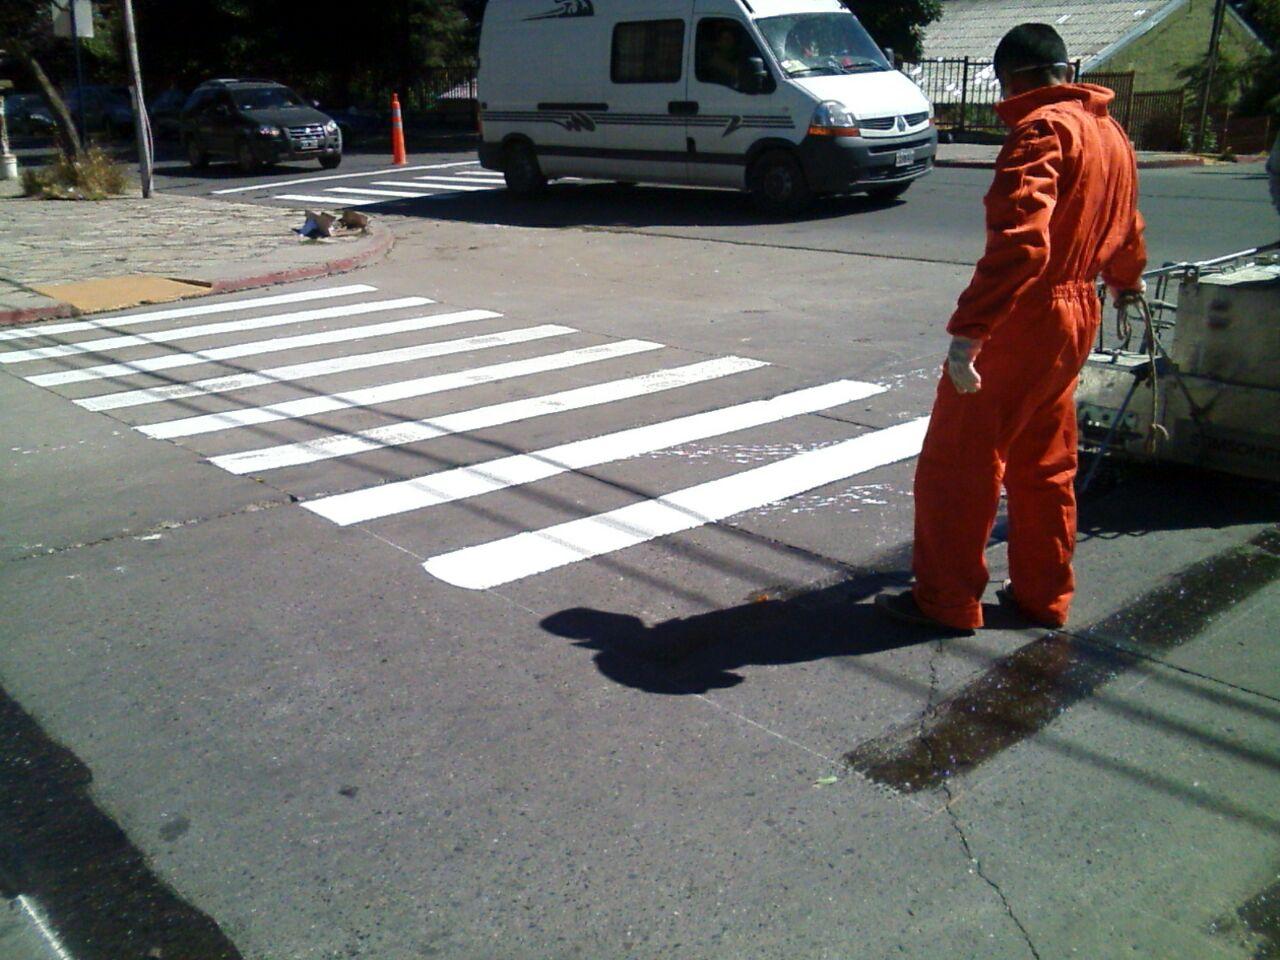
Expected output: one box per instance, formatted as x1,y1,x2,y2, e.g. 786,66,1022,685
1077,244,1280,489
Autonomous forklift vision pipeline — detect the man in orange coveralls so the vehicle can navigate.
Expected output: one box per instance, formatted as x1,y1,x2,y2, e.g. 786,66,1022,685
876,23,1147,633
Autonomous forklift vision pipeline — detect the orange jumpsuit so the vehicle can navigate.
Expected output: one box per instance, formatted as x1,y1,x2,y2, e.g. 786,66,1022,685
913,83,1147,630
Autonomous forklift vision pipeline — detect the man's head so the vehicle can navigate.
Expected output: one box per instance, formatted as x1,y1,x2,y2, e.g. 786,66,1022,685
994,23,1073,99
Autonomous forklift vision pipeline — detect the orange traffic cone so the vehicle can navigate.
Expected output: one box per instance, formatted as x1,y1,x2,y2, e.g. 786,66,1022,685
390,93,407,166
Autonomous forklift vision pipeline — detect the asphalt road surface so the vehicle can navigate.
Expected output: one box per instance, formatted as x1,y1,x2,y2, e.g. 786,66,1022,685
1,149,1277,959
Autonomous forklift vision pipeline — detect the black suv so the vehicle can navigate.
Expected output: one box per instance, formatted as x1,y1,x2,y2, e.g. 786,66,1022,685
181,79,342,171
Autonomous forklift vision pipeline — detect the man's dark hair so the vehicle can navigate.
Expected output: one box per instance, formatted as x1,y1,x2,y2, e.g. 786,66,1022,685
994,23,1071,84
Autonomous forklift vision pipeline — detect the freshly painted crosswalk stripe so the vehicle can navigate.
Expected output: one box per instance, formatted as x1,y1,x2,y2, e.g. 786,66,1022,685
142,339,672,440
407,175,503,186
273,194,381,206
26,307,482,388
374,180,492,192
76,322,569,412
422,417,930,589
325,187,437,199
0,285,377,343
213,161,481,194
210,355,765,476
304,379,886,526
1,297,431,365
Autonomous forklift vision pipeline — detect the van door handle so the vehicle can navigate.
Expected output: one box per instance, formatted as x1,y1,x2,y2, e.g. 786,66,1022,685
668,101,699,116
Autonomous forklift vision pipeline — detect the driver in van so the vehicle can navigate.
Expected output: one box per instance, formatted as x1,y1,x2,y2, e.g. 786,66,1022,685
703,23,745,88
876,23,1147,634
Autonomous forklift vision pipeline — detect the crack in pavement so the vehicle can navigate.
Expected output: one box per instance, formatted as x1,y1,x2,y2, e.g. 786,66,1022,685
921,641,1044,960
8,497,292,561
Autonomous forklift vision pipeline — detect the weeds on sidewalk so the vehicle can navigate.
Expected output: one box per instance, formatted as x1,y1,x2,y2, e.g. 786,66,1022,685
22,147,128,200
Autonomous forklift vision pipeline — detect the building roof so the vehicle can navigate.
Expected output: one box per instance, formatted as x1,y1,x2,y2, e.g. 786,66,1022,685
919,0,1187,66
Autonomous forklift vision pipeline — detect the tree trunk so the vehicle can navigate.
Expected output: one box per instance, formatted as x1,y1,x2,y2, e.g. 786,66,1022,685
12,41,83,157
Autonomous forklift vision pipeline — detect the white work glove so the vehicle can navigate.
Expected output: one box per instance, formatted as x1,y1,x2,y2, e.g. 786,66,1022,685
1108,278,1147,309
946,335,983,395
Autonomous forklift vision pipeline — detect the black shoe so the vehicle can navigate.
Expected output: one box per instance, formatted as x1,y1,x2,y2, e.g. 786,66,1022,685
873,592,974,636
995,580,1065,630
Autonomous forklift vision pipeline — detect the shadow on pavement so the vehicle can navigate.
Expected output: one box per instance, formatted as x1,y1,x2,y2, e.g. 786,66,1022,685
362,180,906,230
542,558,945,695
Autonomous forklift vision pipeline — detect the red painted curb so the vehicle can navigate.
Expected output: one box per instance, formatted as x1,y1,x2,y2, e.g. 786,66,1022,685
206,229,395,295
0,229,394,328
0,301,79,328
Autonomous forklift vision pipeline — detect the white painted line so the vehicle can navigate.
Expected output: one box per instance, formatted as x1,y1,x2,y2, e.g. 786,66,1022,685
422,417,930,589
273,193,381,206
78,318,561,412
407,175,504,186
211,355,765,475
212,161,481,194
1,297,431,365
145,339,674,440
26,304,461,387
372,180,492,192
305,379,886,526
0,284,378,343
17,895,74,960
325,186,438,199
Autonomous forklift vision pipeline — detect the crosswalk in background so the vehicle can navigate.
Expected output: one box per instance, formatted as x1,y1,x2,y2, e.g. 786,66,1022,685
1,284,928,590
209,161,517,208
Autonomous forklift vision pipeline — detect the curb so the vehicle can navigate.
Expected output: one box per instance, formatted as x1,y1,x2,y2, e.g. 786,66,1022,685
0,228,394,328
937,155,1209,171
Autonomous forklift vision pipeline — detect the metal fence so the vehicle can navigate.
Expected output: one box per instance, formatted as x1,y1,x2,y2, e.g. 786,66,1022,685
900,58,1195,151
403,64,478,124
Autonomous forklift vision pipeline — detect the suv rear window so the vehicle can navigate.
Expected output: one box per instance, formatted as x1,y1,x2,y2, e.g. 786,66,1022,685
611,20,684,84
230,86,304,111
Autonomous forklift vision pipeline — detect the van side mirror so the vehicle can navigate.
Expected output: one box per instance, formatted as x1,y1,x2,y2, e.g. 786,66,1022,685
746,57,772,94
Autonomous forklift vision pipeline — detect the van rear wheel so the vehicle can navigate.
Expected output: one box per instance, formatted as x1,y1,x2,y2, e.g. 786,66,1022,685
503,141,547,197
749,150,811,216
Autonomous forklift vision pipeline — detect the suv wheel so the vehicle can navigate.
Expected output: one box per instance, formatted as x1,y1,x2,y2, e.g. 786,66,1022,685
236,140,261,173
186,138,208,170
319,154,342,170
748,150,812,216
503,141,547,198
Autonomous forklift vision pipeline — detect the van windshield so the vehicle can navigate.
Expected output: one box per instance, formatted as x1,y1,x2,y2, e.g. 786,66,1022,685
756,13,891,77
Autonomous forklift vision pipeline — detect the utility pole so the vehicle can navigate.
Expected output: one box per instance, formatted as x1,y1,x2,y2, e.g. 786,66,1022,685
120,0,153,196
1195,0,1230,152
66,0,88,144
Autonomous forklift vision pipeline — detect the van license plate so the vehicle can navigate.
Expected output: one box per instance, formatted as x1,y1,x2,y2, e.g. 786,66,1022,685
895,148,914,167
298,138,319,151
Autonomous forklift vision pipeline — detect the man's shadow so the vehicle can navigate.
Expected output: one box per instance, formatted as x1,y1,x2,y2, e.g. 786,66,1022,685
540,562,1007,695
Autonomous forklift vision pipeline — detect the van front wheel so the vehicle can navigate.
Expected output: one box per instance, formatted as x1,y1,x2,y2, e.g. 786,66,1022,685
749,151,811,216
503,142,547,197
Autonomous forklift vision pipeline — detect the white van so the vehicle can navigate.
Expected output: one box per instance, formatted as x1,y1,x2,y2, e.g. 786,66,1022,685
477,0,937,212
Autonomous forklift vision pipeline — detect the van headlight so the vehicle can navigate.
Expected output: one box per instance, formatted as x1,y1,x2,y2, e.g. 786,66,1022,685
808,101,860,137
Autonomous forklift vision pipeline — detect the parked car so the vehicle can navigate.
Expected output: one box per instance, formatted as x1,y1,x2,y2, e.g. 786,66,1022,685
65,85,135,139
180,78,342,171
2,93,56,138
478,0,937,213
148,88,188,140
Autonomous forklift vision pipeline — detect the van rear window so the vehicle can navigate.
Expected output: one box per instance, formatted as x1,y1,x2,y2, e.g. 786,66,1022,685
612,20,684,84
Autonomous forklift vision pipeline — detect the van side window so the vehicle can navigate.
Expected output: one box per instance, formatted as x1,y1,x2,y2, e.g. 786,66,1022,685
695,19,772,93
611,20,684,84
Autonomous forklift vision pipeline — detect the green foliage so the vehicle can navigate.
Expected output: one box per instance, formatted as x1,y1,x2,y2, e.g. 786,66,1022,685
22,146,128,199
843,0,943,61
133,0,473,108
1234,0,1280,46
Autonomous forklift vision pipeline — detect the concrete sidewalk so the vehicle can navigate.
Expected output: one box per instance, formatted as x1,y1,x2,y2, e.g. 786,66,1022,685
936,140,1209,169
0,184,392,326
